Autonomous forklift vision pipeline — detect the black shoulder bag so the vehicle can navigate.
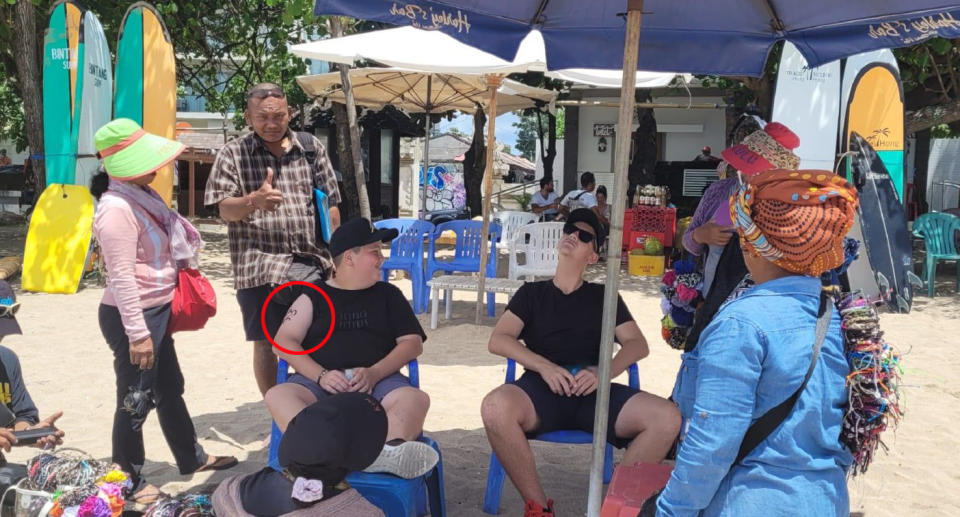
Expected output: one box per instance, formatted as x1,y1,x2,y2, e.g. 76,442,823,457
735,290,832,464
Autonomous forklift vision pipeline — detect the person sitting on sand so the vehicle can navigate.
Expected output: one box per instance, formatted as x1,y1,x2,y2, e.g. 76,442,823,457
265,217,437,480
654,170,858,516
0,280,65,509
480,208,681,517
214,392,386,516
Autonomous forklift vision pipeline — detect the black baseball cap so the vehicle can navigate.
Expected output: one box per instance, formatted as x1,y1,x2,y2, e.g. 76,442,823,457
279,392,388,482
0,280,22,339
567,208,603,244
329,218,399,258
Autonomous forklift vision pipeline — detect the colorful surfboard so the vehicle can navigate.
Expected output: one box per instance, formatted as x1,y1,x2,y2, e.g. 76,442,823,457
772,42,842,171
21,185,94,294
75,10,112,190
115,2,177,205
42,0,82,186
841,50,905,200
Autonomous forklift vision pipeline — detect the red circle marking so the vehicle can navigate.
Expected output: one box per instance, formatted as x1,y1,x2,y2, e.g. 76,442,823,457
261,281,335,355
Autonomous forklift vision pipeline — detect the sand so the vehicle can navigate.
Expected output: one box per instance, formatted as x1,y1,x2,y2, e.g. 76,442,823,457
1,224,958,516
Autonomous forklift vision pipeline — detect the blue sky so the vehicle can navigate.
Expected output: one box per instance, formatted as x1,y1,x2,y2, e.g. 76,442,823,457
434,111,521,151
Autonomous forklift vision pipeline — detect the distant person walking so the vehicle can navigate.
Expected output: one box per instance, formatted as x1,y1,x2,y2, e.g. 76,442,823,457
205,83,342,396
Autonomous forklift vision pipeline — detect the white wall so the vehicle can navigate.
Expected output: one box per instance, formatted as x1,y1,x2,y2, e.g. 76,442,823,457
575,95,728,172
0,140,28,165
653,96,727,161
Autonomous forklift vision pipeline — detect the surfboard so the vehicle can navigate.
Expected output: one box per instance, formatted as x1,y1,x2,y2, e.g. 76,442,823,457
841,50,905,200
21,185,94,294
848,133,919,313
75,10,112,190
42,0,83,186
772,42,842,171
115,2,177,205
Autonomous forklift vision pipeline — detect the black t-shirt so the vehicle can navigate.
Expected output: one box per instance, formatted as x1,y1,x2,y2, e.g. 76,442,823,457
505,280,633,366
299,281,426,371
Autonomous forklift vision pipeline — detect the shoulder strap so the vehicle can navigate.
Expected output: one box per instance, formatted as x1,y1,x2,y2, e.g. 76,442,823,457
735,290,831,464
295,132,318,188
572,190,587,201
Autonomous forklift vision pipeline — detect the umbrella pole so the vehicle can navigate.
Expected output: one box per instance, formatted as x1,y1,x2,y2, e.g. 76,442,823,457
420,76,433,219
587,1,643,516
475,75,503,324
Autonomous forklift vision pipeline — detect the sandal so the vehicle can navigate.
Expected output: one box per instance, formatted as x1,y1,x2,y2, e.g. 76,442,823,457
194,455,238,473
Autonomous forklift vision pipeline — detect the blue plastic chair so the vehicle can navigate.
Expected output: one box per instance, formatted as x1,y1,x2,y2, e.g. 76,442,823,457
376,219,435,314
913,212,960,297
424,220,502,316
482,358,641,515
269,360,446,517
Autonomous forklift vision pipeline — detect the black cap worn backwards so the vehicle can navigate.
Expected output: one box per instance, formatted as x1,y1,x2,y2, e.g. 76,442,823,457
328,218,399,258
567,208,603,243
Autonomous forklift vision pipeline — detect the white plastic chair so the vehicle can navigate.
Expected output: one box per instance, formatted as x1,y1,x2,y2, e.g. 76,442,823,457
508,222,564,280
495,211,540,249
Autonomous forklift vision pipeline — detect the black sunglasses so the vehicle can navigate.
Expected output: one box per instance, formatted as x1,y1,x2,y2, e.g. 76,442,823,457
563,222,597,249
246,88,286,101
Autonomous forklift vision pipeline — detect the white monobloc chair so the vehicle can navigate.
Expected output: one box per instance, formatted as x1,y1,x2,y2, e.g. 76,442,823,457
508,221,564,280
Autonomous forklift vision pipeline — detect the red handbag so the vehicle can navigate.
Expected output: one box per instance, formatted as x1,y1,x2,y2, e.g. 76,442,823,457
168,268,217,334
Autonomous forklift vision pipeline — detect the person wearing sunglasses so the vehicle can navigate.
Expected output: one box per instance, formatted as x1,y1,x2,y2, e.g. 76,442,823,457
205,82,342,397
481,208,681,517
0,280,66,512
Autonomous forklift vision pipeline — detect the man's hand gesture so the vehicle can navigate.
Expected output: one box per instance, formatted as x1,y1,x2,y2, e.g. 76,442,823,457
251,167,283,211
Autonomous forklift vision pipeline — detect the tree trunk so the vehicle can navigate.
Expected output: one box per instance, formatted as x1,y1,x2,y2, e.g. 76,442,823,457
628,90,657,204
914,128,931,215
13,0,44,190
463,109,487,216
906,99,960,134
333,103,360,220
331,17,371,220
543,112,557,180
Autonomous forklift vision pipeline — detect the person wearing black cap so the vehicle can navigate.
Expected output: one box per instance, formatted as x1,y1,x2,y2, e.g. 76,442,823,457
480,209,681,517
0,280,65,510
264,218,438,480
213,392,386,516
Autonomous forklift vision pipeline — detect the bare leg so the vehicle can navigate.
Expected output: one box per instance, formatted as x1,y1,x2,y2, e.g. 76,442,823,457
254,340,278,397
380,387,430,442
264,383,317,432
614,391,682,465
481,384,547,507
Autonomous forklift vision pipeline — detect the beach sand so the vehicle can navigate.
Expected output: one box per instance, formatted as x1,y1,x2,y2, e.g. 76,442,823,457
1,225,958,516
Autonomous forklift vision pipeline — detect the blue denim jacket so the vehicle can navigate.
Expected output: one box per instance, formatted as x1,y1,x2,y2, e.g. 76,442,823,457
659,276,851,517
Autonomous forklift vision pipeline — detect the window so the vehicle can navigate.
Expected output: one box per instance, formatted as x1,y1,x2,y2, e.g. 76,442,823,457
380,129,395,185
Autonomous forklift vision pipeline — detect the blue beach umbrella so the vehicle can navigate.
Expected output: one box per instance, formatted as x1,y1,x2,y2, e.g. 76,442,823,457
314,1,960,515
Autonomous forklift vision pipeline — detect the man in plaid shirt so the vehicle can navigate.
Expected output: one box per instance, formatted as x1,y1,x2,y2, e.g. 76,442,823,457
205,83,341,396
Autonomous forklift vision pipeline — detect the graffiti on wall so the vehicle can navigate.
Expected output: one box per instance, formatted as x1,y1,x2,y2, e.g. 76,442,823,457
420,164,466,211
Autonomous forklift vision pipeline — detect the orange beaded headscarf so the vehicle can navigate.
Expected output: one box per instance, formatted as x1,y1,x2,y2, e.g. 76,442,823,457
731,169,859,277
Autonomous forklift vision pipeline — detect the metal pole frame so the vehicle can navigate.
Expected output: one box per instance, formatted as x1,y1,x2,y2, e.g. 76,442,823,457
420,76,433,219
587,1,643,515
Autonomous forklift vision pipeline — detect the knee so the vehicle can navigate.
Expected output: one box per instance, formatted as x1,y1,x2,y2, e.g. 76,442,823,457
481,389,516,429
406,388,430,412
654,401,682,436
263,384,288,416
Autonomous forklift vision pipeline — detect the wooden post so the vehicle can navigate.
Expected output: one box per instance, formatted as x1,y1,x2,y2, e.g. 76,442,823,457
587,1,643,515
475,75,503,324
188,160,196,218
331,16,372,220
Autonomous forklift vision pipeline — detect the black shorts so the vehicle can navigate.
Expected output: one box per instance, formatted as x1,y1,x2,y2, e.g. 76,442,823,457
236,284,291,342
514,371,640,449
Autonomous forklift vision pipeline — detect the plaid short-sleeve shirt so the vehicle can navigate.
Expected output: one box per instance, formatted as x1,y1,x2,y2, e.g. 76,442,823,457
205,130,342,290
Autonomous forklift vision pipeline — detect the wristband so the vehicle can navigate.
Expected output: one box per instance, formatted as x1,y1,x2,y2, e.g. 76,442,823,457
316,368,328,384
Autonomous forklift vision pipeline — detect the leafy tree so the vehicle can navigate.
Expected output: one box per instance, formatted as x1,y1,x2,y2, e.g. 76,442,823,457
513,115,538,161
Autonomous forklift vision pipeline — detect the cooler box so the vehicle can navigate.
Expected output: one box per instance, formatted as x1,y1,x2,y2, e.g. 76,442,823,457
600,463,673,517
628,254,665,276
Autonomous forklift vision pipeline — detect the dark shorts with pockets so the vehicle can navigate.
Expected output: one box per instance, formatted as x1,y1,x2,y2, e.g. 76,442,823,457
236,257,329,342
515,371,640,449
286,371,413,402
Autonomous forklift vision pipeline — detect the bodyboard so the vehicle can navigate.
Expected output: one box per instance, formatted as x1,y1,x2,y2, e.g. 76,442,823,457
22,184,95,294
75,10,112,190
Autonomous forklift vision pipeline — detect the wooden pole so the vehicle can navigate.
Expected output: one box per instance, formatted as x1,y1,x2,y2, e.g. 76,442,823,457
587,1,643,515
188,160,196,218
331,17,372,220
475,75,503,324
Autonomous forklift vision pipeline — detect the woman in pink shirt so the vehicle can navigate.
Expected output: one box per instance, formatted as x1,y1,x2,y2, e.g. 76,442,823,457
92,119,237,505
